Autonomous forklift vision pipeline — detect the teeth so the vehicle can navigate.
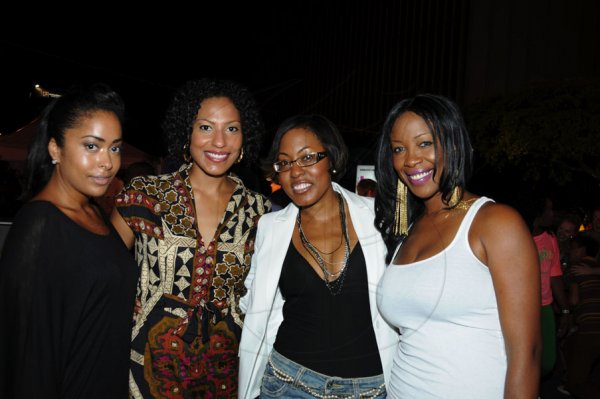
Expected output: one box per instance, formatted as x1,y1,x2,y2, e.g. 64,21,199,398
206,152,227,159
408,170,432,180
293,183,311,191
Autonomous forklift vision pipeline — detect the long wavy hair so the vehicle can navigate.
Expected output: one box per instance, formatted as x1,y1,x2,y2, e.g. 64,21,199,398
375,94,473,262
24,83,125,200
163,78,264,166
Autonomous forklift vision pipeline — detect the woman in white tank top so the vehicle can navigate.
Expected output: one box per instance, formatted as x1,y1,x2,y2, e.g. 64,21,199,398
374,94,541,398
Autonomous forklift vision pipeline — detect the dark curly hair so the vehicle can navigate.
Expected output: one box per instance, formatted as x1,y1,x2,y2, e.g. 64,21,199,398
375,94,473,262
162,78,264,165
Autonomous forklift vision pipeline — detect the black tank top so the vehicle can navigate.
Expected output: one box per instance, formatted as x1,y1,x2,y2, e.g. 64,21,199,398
274,241,383,378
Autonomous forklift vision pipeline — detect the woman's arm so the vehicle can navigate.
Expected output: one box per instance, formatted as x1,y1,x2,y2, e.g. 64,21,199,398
473,204,541,399
570,263,600,276
110,208,135,250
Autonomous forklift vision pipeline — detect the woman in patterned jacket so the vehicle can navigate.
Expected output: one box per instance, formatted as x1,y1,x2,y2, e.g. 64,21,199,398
111,78,271,398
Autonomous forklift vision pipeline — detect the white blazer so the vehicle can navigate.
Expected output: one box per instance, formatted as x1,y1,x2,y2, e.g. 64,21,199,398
238,183,399,399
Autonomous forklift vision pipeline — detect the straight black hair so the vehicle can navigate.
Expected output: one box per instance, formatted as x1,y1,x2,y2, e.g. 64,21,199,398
24,83,124,200
375,94,473,261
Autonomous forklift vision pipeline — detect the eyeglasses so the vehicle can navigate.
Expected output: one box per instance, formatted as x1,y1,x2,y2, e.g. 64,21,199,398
273,152,328,172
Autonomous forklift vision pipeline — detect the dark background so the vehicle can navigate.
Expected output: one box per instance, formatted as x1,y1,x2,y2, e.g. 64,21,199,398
1,0,599,213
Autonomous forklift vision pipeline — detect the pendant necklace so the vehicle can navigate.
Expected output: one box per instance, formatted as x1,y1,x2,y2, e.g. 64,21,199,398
297,193,351,295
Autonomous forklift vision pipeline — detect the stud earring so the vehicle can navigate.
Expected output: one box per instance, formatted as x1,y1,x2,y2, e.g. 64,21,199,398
51,159,58,165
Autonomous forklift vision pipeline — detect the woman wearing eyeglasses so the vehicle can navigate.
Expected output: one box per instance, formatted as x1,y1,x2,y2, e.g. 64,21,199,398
238,115,399,399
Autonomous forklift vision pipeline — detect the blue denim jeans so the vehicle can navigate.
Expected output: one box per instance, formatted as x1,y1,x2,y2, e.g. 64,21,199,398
260,349,386,398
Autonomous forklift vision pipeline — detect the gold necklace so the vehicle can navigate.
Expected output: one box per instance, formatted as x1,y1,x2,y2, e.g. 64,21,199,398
424,197,478,220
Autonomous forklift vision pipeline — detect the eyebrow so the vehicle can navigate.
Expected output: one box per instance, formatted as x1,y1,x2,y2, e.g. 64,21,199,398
195,117,241,124
391,132,432,142
278,145,313,157
81,135,123,144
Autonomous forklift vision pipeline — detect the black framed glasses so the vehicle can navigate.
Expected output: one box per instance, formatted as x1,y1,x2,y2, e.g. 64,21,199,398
273,152,328,172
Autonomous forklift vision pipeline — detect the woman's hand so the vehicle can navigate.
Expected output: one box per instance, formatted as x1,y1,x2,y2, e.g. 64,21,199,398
133,299,142,321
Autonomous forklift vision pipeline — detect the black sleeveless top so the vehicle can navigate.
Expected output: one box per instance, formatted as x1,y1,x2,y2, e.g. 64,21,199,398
273,242,383,378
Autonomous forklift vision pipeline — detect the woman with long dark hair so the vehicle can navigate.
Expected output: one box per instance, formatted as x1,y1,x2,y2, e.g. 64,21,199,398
375,94,541,398
0,83,137,398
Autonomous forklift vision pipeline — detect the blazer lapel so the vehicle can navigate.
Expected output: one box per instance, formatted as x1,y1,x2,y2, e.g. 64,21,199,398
336,184,383,324
254,204,298,310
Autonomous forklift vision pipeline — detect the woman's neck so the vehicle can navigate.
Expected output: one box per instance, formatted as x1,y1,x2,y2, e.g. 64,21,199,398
422,192,446,216
36,174,90,210
299,185,339,223
188,165,232,194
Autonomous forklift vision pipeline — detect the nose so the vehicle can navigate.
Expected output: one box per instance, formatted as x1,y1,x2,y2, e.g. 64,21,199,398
404,149,422,167
99,149,114,171
212,128,225,148
289,161,304,177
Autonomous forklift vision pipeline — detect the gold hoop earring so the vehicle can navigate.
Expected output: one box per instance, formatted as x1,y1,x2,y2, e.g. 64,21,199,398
183,143,191,163
236,148,244,164
394,179,408,236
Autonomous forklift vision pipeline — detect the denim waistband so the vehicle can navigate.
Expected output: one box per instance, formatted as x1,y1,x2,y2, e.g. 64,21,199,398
267,349,385,399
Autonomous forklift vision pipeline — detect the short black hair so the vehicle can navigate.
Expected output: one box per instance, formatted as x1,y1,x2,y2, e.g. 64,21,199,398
374,94,473,261
162,78,264,165
265,114,348,183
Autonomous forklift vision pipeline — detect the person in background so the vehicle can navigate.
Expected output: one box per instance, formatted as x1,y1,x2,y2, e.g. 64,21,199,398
239,114,398,399
571,206,600,277
375,94,541,398
356,178,377,198
563,233,600,398
556,212,581,267
529,197,571,377
0,83,137,398
111,78,270,398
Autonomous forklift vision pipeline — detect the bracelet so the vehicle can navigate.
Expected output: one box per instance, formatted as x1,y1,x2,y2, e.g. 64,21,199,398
561,309,571,314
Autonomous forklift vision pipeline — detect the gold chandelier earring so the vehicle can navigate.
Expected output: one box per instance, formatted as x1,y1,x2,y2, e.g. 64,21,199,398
449,185,461,207
236,148,244,164
394,179,409,236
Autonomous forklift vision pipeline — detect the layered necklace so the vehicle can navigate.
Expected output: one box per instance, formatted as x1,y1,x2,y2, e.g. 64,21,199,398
296,193,351,296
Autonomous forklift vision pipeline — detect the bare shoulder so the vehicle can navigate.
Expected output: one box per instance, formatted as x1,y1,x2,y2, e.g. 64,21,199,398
472,201,529,239
469,201,534,265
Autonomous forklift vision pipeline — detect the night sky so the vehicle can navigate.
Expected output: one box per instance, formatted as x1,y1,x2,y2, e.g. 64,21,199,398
2,4,357,157
2,1,599,206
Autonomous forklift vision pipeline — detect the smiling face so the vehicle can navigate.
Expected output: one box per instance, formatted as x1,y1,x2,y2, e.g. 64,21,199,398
556,219,578,242
189,96,243,178
276,128,334,208
49,110,122,200
390,111,443,201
